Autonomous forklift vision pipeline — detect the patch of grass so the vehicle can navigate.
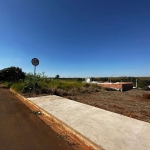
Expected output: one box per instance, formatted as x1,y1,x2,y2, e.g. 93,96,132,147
3,82,13,88
10,82,25,93
45,80,85,90
57,81,84,90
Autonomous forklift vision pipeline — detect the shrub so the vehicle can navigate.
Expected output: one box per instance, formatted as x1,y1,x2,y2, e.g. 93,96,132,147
143,86,150,91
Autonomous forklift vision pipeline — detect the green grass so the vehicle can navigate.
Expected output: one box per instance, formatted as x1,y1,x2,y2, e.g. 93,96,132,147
38,79,87,90
10,82,25,93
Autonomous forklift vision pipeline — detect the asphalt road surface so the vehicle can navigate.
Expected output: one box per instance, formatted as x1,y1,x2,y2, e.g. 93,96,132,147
0,87,74,150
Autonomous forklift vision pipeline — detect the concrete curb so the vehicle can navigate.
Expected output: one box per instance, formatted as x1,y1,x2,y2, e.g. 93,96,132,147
10,89,104,150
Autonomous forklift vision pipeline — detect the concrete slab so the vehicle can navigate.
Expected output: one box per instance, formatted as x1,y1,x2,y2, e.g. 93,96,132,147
28,95,150,150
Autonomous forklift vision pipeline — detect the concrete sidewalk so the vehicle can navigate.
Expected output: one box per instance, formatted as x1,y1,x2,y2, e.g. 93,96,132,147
28,95,150,150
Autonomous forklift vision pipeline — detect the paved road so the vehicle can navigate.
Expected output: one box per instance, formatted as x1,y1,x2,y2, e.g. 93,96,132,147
0,87,73,150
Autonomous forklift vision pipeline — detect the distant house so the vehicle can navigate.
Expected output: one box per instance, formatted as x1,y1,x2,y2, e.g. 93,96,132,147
97,82,133,91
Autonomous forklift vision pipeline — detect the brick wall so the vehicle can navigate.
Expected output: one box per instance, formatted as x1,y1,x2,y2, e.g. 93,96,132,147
97,82,133,91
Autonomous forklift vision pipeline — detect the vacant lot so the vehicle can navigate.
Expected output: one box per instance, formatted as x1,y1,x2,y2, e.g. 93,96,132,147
65,89,150,123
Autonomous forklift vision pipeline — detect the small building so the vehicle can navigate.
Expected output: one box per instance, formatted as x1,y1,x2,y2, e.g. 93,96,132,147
97,82,133,91
85,78,91,83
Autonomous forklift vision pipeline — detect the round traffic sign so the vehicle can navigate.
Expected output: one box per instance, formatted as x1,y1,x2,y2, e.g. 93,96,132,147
31,58,39,66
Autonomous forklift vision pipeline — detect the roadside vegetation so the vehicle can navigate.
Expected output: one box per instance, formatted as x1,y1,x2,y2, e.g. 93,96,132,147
0,66,150,97
21,73,100,97
1,66,150,123
0,67,100,97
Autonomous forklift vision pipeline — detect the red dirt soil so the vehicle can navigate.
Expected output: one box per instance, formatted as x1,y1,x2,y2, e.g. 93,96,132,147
22,84,150,123
65,89,150,123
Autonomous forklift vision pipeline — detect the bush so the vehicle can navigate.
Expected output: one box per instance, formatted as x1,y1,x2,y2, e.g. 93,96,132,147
83,83,90,88
143,86,150,91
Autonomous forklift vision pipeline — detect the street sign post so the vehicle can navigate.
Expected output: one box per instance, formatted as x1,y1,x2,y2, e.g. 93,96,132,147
31,58,39,96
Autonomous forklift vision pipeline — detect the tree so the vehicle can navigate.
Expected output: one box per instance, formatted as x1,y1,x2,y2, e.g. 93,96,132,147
0,66,25,82
55,74,60,79
100,77,108,82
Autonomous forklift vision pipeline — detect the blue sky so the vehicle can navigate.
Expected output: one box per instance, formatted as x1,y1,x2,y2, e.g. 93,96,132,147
0,0,150,78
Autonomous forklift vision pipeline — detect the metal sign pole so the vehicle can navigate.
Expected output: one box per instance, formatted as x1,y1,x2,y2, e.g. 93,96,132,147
31,58,39,97
33,65,36,95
